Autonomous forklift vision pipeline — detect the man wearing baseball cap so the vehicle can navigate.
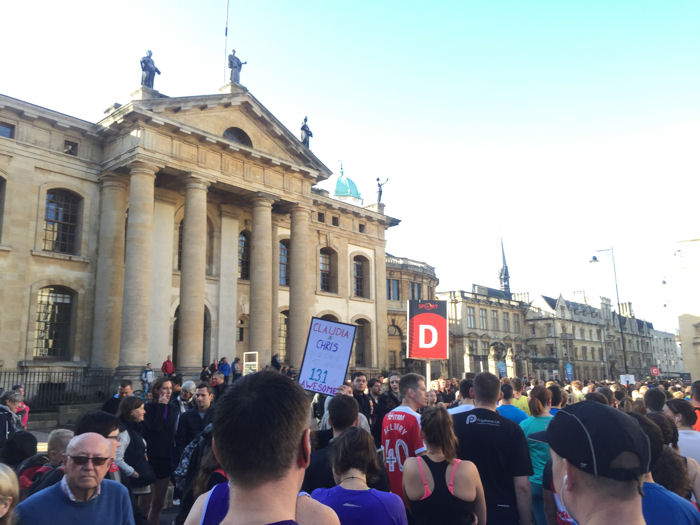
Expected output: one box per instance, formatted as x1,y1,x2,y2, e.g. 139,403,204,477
531,401,650,525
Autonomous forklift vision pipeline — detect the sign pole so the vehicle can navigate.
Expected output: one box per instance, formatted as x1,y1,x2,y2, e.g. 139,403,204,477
425,360,431,382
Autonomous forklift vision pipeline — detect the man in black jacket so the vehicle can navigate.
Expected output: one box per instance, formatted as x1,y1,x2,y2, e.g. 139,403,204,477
176,383,214,452
101,380,133,415
351,372,374,424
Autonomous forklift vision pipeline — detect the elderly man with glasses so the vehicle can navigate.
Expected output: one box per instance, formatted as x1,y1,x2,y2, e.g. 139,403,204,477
14,432,134,525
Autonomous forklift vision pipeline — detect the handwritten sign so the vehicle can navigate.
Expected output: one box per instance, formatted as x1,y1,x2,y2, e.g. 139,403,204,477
298,317,356,395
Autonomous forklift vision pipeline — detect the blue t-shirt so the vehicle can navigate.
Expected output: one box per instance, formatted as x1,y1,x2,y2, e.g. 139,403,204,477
15,479,134,525
642,482,700,525
311,486,407,525
497,404,528,424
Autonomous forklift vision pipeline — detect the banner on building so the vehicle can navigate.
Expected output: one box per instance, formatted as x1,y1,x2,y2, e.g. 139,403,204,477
298,317,356,396
565,362,574,382
497,361,507,378
407,300,448,360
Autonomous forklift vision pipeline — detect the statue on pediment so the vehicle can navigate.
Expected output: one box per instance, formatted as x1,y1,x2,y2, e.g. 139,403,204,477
140,50,161,89
228,49,247,84
376,178,388,203
300,116,313,147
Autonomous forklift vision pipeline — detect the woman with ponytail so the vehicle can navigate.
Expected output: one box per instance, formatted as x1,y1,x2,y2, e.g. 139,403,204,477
402,406,485,524
519,384,553,525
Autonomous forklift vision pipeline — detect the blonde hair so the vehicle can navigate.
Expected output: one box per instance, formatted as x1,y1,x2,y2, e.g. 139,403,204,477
0,463,18,524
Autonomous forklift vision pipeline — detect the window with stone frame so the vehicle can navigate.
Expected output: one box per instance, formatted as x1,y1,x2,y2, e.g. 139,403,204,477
503,312,510,332
353,255,369,298
480,309,488,330
0,122,14,139
279,310,289,363
34,286,74,358
410,282,422,300
491,310,499,331
466,306,476,329
513,314,520,333
43,189,81,254
238,231,250,280
319,248,338,293
279,240,290,286
386,278,400,301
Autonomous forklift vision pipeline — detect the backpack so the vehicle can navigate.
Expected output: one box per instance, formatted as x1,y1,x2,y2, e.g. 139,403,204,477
174,424,214,525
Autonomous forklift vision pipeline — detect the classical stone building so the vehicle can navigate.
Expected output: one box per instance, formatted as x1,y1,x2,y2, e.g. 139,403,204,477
651,328,682,377
385,254,439,374
679,314,700,380
0,85,397,380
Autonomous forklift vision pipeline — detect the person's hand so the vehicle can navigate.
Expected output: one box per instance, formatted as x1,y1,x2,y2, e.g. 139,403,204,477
158,391,169,404
131,471,139,478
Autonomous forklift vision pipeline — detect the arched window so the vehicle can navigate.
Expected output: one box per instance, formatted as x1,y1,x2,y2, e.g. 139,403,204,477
34,286,74,358
319,247,337,293
279,240,289,286
238,232,250,280
279,310,289,363
321,314,338,322
43,189,81,254
353,255,369,298
223,127,253,148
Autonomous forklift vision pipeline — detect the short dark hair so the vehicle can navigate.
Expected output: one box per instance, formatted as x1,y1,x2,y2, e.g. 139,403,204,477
116,396,145,422
328,395,358,432
196,383,214,395
626,412,663,471
597,386,614,405
330,427,382,484
501,383,514,401
646,411,679,449
119,379,132,389
548,385,562,407
511,377,523,392
666,398,697,427
399,373,425,398
691,380,700,401
585,392,609,405
172,374,183,387
151,376,172,396
213,371,309,487
351,372,367,381
473,372,500,404
75,410,119,437
368,378,379,389
644,388,667,412
459,379,473,399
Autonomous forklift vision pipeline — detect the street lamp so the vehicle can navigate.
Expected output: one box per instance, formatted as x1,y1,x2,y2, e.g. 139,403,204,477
590,247,629,376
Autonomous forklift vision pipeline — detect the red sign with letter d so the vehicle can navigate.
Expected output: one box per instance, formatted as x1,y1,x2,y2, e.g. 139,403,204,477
407,300,448,360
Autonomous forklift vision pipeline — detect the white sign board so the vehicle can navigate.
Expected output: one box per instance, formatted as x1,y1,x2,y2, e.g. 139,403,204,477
298,317,356,395
243,352,258,375
619,374,635,385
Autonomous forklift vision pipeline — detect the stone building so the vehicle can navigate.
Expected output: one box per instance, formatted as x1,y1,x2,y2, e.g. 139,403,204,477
650,328,682,377
679,314,700,380
438,286,528,379
385,254,439,374
0,84,397,380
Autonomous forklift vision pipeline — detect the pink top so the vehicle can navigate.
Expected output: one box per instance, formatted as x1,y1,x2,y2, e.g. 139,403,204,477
416,456,461,499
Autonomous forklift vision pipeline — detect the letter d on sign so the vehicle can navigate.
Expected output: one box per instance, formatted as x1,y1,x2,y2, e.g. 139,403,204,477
419,325,438,348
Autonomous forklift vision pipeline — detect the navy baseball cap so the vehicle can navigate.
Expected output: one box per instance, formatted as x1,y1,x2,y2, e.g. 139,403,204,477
530,401,651,481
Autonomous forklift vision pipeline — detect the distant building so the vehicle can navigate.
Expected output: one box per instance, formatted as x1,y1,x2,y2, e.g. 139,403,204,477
679,314,700,380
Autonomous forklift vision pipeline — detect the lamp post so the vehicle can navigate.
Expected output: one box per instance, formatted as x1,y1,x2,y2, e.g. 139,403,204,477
590,247,629,377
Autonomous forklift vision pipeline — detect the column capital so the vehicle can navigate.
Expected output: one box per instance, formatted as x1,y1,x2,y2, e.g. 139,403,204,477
183,175,211,191
128,160,160,177
290,203,312,215
98,173,128,190
252,192,277,207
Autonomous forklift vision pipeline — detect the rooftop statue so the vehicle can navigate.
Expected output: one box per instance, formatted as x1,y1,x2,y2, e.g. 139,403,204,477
376,178,388,203
228,49,247,84
140,50,161,89
300,116,313,148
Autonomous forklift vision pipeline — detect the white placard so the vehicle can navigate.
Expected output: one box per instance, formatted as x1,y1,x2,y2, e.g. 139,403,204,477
243,352,258,375
619,374,635,385
298,317,356,395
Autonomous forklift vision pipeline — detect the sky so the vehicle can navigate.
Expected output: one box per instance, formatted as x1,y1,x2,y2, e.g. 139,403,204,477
4,1,699,333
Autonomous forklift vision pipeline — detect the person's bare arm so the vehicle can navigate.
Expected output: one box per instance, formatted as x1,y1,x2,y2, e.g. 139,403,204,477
469,463,487,525
543,487,558,525
184,492,208,525
686,456,700,500
513,475,532,525
296,493,340,525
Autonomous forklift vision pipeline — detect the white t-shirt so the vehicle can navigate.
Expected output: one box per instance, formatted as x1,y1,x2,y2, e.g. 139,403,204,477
447,403,475,415
678,430,700,464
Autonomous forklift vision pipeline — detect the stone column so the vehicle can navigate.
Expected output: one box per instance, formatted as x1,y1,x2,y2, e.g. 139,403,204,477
217,205,239,361
288,205,312,368
249,194,274,367
91,174,128,369
270,224,280,360
178,176,210,370
119,161,158,371
374,244,388,369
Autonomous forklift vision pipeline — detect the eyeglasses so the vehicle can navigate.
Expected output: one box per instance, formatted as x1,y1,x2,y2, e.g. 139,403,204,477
107,435,121,442
67,456,110,466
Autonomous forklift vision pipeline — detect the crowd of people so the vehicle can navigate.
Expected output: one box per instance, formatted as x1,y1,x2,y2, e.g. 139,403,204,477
0,365,698,524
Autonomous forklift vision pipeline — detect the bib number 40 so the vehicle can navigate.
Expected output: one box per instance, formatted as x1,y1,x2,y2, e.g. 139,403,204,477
384,439,409,472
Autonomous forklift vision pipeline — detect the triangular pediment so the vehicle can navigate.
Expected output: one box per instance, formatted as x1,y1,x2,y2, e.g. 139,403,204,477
103,86,331,179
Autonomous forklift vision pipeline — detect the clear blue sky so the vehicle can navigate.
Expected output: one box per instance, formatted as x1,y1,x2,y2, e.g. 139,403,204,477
5,1,699,332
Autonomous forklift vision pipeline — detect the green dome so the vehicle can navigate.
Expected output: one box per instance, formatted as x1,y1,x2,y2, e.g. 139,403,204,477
335,172,362,200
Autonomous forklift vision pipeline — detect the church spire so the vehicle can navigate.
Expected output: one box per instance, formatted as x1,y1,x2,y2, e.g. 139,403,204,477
499,238,511,297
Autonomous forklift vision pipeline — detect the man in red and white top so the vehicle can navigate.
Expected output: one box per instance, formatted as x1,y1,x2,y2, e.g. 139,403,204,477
381,372,427,497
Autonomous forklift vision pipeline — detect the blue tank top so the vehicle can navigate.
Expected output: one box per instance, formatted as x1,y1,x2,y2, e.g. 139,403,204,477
200,482,299,525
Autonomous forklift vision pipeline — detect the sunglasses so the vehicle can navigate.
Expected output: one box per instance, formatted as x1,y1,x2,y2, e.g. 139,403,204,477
68,456,110,466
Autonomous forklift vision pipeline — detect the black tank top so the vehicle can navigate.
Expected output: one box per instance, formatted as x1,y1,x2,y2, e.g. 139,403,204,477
408,456,476,525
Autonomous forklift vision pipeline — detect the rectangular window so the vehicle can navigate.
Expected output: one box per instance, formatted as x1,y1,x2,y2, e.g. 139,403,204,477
359,223,365,233
582,346,588,360
389,351,397,370
481,340,490,352
390,279,400,300
514,314,520,333
531,324,536,336
467,307,476,329
332,216,339,226
43,190,79,254
63,140,78,156
580,328,585,338
0,123,15,139
279,242,289,286
491,311,499,331
597,329,602,340
410,282,422,300
237,327,244,342
34,287,72,358
503,312,510,332
547,324,553,337
317,212,325,223
480,309,488,330
320,252,331,291
353,260,364,297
